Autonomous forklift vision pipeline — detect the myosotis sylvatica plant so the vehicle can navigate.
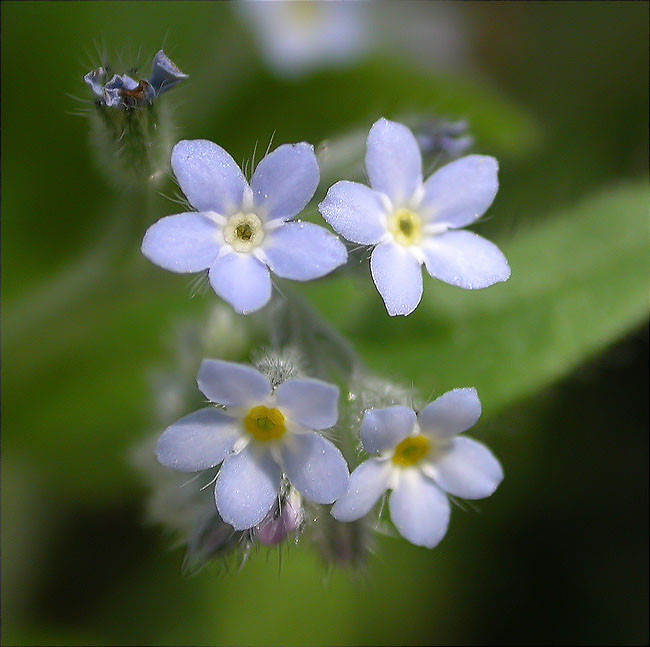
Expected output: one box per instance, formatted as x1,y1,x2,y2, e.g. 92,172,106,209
86,45,509,573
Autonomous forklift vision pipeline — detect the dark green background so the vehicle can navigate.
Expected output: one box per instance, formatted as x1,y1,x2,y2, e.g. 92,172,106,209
2,2,648,645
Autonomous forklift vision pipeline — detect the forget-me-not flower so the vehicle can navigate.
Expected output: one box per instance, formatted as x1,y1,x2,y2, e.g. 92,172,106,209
331,388,503,548
319,118,510,316
142,139,347,314
156,359,349,530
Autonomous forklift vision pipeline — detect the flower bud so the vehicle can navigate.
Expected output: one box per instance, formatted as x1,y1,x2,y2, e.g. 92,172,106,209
82,49,187,189
257,488,303,546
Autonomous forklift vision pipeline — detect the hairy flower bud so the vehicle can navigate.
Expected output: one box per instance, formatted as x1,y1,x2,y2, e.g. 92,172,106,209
83,49,187,188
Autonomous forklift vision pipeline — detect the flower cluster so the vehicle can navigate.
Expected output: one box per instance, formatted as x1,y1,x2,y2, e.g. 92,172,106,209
143,118,509,316
138,116,509,564
153,356,502,553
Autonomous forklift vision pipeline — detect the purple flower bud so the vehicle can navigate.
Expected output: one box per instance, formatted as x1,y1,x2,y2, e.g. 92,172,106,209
257,490,303,546
415,119,474,159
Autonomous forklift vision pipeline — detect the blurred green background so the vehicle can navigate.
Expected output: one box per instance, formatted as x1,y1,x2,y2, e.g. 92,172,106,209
2,2,648,645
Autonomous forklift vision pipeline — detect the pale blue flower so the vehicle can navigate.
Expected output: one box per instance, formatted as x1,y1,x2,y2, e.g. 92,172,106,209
142,139,347,314
319,118,510,316
331,388,503,549
156,360,349,531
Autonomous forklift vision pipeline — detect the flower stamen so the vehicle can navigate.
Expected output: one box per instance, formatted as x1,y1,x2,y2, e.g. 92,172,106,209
388,209,422,246
224,212,264,252
392,435,430,467
244,406,286,442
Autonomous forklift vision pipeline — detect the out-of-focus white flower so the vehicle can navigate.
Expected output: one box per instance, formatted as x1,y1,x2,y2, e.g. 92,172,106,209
319,118,510,316
156,359,349,530
237,0,370,78
142,139,347,314
332,388,503,548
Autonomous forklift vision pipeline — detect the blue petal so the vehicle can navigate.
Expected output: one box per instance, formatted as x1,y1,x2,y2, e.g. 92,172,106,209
215,445,281,530
421,230,510,289
365,118,422,206
370,242,423,316
263,222,347,281
318,180,387,245
156,407,239,472
418,388,482,439
331,458,391,522
275,378,339,430
389,471,450,549
84,67,106,99
197,359,271,408
360,406,417,454
432,436,503,500
420,155,498,229
149,49,188,95
208,252,272,314
171,140,248,215
250,143,319,221
141,212,221,272
281,431,349,504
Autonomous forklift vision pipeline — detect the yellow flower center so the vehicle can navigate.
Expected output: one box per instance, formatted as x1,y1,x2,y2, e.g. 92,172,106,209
388,209,422,246
224,213,264,252
392,435,430,467
243,406,286,442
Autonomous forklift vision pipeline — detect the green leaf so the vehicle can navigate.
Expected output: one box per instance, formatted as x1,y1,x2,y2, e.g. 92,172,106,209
303,181,650,418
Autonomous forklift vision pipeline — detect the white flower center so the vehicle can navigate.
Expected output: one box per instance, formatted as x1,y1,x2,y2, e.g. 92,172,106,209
223,212,264,253
387,208,422,246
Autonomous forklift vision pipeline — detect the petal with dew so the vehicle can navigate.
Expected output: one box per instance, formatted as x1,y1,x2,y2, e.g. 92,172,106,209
281,431,349,504
141,212,221,273
389,471,450,549
331,458,391,522
422,230,510,290
251,143,319,222
432,436,503,500
263,222,347,281
420,155,498,229
209,251,272,314
197,359,270,407
318,180,387,245
360,406,417,455
370,242,423,316
171,139,248,215
418,388,482,440
215,445,281,530
365,118,422,206
275,379,339,430
156,407,240,472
